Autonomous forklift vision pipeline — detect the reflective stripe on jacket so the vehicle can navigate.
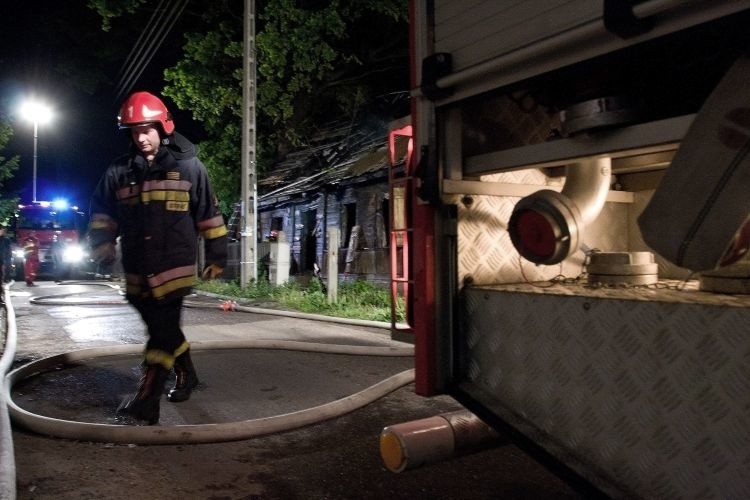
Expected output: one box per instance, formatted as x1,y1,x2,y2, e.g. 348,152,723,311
89,132,227,300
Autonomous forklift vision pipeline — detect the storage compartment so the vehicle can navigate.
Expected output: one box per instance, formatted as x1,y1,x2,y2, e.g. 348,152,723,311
457,283,750,498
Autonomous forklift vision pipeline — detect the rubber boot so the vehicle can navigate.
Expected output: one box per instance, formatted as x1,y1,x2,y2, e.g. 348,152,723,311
116,364,169,425
168,349,199,402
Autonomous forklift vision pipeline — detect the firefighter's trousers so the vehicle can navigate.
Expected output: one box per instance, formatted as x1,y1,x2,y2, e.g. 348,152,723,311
131,296,187,368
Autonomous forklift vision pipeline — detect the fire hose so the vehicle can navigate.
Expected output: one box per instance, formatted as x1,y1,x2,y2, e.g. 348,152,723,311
3,282,500,477
0,284,18,500
3,281,415,445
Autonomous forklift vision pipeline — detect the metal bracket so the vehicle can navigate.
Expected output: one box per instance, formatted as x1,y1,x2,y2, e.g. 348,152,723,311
420,53,453,100
415,146,441,206
603,0,653,38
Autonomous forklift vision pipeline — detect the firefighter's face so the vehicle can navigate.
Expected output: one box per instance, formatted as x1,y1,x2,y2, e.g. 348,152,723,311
131,124,160,159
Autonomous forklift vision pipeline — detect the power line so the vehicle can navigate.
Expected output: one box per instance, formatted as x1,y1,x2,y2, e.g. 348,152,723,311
114,0,188,102
113,0,190,104
114,0,168,86
113,0,172,102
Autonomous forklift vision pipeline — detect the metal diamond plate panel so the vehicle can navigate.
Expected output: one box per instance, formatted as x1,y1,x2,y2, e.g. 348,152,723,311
460,284,750,498
452,169,632,287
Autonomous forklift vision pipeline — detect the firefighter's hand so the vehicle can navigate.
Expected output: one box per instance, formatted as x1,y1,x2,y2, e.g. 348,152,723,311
202,264,223,280
92,242,116,265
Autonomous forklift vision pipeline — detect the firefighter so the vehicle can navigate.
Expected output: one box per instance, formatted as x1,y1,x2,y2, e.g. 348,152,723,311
88,91,227,425
23,230,40,287
0,223,11,301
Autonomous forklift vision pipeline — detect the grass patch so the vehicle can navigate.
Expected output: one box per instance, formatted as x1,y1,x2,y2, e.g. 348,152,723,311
195,278,405,323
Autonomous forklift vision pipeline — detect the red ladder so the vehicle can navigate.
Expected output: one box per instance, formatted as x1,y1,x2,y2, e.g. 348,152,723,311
388,125,414,334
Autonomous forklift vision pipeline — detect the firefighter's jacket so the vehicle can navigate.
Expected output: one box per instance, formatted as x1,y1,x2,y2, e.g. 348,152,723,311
23,235,39,261
88,132,227,300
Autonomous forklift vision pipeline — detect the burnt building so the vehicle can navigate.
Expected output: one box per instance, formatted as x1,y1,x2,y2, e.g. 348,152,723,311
249,116,410,286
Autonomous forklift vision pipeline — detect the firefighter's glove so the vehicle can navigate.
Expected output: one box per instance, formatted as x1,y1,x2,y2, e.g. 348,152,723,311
92,242,116,265
202,264,224,280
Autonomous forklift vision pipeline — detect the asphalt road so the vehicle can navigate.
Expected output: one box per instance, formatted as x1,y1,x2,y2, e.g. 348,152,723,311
2,281,582,499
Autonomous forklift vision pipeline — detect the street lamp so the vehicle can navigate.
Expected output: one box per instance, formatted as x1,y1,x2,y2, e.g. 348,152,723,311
19,99,53,203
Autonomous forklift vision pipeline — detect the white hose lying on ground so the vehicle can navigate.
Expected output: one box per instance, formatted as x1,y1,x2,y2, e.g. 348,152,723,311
5,340,415,445
0,284,17,500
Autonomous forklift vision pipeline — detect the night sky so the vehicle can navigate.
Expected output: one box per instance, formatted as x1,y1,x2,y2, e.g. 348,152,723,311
1,0,194,208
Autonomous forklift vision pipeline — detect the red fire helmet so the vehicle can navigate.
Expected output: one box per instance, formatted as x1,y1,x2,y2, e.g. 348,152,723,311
117,91,175,135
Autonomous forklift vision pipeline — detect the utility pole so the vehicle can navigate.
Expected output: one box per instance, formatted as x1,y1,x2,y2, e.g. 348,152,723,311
240,0,258,286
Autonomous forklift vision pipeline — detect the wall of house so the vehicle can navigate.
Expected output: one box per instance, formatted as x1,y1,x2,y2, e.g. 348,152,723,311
332,183,390,282
258,179,392,285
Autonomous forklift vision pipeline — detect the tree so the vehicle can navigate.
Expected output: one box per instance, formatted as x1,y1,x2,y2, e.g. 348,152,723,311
87,0,409,215
86,0,147,31
0,118,21,224
255,0,408,147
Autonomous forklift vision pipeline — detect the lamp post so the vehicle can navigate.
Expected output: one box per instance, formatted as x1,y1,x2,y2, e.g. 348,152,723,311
20,100,53,203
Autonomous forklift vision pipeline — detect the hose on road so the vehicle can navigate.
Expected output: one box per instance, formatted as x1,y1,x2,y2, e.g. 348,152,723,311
3,281,415,446
0,283,17,499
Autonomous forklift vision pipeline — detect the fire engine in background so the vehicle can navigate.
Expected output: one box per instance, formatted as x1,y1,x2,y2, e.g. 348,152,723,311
11,200,89,281
383,1,750,498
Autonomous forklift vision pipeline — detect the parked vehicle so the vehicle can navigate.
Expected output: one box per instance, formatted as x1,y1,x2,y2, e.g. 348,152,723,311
396,2,750,497
11,200,89,281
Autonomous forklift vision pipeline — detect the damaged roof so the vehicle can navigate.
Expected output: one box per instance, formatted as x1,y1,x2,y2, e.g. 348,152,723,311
258,116,410,207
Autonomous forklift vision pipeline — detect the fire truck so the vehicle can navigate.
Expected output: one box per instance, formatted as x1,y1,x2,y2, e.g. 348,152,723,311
11,200,88,281
388,1,750,497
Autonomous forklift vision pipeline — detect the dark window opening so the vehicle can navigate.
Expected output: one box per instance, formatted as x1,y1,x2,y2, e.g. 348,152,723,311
343,202,356,247
301,210,317,272
381,198,390,247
